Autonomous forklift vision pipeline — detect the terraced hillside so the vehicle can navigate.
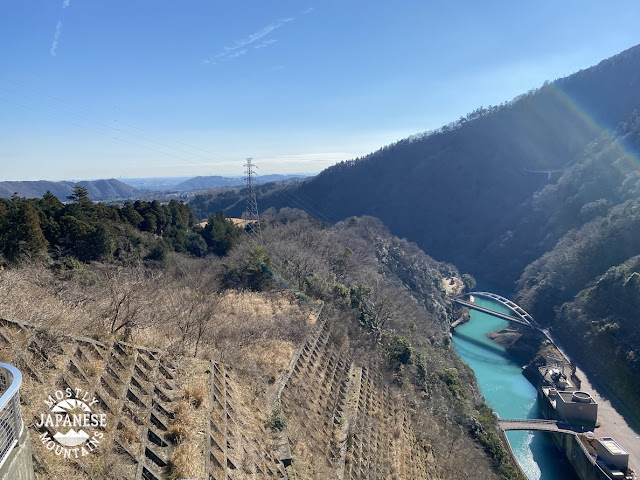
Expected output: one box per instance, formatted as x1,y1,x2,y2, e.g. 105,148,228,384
1,318,188,479
1,314,291,480
280,315,435,479
207,361,285,479
2,300,442,480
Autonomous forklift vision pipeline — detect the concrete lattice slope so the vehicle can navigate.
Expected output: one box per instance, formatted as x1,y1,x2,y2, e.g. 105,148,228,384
2,300,441,479
280,314,437,480
206,361,285,479
0,318,184,480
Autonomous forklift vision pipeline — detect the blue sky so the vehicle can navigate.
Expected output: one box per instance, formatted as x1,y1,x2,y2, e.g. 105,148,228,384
1,1,639,181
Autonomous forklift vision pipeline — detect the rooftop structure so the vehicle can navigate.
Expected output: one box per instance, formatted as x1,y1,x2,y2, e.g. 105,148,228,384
597,437,630,479
555,391,598,428
540,366,575,390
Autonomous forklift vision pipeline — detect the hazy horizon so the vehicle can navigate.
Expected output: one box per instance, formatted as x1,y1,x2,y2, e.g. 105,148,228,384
0,172,316,184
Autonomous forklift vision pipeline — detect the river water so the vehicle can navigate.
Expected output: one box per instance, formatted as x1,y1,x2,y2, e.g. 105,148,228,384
452,297,579,480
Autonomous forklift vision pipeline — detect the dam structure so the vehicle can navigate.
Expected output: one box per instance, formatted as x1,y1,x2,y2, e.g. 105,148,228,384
452,292,636,480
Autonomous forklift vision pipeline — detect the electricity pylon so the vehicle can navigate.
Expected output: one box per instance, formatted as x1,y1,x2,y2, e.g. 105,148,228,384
244,158,261,236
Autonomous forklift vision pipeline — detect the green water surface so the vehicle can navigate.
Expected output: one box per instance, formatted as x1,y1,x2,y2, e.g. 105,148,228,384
452,297,579,480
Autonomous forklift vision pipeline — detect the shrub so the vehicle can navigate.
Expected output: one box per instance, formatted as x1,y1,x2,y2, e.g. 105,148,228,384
269,406,287,432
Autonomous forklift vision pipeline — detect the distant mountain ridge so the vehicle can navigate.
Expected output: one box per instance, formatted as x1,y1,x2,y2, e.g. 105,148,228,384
172,174,310,191
0,179,139,201
0,173,311,202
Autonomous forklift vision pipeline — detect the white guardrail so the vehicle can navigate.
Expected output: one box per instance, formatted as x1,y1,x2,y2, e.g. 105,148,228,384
0,363,24,471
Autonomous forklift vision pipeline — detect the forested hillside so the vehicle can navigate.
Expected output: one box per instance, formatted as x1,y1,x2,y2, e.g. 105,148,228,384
174,174,308,192
510,120,640,421
0,192,524,479
0,186,242,264
189,180,306,220
554,258,640,422
220,43,640,278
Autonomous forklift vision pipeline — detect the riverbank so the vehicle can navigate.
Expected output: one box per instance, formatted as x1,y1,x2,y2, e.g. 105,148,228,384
450,308,470,329
487,326,546,364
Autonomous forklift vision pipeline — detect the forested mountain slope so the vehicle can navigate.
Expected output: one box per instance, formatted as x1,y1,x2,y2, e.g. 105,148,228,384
174,174,308,192
237,43,640,279
189,180,306,221
510,121,640,422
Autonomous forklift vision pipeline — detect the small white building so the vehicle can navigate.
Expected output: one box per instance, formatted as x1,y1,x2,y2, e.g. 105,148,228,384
597,437,629,472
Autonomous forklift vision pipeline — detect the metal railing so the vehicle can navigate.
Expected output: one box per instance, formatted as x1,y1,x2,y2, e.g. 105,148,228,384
0,363,23,471
499,418,559,424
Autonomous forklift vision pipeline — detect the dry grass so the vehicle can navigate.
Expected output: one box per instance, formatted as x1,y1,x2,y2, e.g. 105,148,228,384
198,218,249,228
116,418,139,446
0,263,310,354
0,266,86,333
210,366,284,480
442,276,464,295
183,383,207,408
238,339,293,384
0,262,313,479
166,358,210,479
86,359,103,377
169,441,201,479
166,401,193,443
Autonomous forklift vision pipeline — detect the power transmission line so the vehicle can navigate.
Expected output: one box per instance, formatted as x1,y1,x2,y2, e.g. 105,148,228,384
251,162,338,224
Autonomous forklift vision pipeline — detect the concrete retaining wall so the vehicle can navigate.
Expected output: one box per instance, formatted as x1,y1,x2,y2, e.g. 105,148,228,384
498,387,611,480
497,425,610,480
550,432,610,480
495,426,529,479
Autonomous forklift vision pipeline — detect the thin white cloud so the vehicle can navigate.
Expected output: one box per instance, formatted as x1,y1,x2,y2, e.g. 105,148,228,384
254,39,278,49
50,21,62,56
227,49,248,59
62,0,71,8
208,17,293,63
302,7,314,15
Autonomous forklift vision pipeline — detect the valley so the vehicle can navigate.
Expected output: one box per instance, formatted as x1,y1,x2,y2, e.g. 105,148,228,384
0,211,526,479
2,16,640,480
193,43,640,439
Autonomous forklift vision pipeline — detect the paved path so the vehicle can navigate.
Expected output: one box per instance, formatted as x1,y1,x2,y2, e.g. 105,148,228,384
499,419,576,435
546,330,640,474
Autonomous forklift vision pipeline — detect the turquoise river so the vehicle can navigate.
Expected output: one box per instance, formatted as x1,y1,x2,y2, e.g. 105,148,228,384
452,297,579,480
